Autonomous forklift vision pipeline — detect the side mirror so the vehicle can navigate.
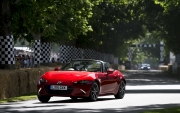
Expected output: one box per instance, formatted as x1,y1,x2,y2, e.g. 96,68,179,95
107,68,114,74
54,67,60,71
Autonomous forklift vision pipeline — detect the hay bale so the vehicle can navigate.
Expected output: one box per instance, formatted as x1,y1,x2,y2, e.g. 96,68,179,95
159,65,168,71
0,70,19,99
118,65,125,70
0,67,52,100
0,71,9,99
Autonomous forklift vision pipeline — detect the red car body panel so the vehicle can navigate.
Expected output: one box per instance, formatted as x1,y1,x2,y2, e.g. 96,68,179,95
37,60,126,100
37,70,125,97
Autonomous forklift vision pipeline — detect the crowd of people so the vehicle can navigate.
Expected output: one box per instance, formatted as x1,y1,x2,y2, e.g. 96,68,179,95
14,49,60,69
15,55,34,68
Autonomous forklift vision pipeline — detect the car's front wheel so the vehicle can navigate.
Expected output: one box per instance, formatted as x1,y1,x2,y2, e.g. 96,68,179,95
88,82,99,101
114,80,126,99
37,95,51,103
70,96,77,100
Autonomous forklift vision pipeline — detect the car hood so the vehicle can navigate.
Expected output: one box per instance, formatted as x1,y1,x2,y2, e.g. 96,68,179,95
41,71,95,83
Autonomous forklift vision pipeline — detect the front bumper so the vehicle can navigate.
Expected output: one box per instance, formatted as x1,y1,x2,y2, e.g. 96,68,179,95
37,83,92,97
141,67,150,70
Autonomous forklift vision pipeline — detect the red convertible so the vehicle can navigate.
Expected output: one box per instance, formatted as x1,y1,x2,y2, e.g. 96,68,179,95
37,59,126,103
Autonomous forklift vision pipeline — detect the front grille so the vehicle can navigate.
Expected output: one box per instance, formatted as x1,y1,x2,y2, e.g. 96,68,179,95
44,85,74,95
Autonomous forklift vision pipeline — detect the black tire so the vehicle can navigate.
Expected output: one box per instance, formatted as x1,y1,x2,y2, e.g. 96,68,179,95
70,96,77,100
88,82,99,101
114,80,126,99
37,95,51,103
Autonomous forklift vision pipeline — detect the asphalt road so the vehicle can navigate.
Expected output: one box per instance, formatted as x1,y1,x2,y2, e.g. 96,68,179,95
1,70,180,113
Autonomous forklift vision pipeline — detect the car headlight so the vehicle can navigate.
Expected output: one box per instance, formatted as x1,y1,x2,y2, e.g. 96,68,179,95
73,80,92,84
38,78,47,85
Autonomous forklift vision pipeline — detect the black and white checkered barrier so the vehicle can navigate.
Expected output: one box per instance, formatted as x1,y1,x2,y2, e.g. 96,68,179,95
159,41,164,63
73,47,82,59
128,47,132,62
84,49,94,59
0,35,15,64
59,45,116,64
40,42,51,63
175,54,180,64
33,40,41,65
59,45,74,63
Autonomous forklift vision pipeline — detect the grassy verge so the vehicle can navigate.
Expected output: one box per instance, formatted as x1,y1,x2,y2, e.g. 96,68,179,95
0,92,37,104
140,106,180,113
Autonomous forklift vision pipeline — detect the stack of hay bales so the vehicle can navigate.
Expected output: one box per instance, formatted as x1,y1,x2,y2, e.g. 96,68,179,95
0,67,52,100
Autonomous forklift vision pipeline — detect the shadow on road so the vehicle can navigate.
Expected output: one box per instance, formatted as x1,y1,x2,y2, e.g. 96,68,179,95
33,97,116,104
1,103,180,113
123,71,180,86
126,89,180,93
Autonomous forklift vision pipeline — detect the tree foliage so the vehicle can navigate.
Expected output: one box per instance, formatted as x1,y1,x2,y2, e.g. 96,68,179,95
11,0,94,42
130,0,180,55
1,0,180,63
75,1,145,57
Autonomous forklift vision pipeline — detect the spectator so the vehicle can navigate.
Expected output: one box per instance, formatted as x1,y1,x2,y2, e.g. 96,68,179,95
57,58,60,62
51,57,55,63
26,55,30,68
23,57,27,68
29,55,34,68
15,56,21,69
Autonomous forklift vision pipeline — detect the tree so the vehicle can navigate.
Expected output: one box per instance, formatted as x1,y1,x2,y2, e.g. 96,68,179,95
75,1,145,58
0,0,15,69
11,0,97,66
129,0,180,54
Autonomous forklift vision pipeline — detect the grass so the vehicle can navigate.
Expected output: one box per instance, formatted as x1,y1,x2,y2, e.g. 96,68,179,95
140,106,180,113
0,92,37,104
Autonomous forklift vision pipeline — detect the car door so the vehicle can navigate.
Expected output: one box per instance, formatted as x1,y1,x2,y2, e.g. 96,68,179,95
96,72,109,94
92,61,110,94
97,62,118,94
106,70,119,93
103,62,119,93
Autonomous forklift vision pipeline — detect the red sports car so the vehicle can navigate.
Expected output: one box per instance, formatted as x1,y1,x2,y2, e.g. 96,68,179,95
37,59,126,103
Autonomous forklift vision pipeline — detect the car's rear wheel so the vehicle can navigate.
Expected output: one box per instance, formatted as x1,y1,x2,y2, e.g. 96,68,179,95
114,80,125,99
37,95,51,103
88,82,99,101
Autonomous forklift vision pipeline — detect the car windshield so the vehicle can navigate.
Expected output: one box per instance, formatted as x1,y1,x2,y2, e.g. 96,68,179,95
142,64,150,67
60,60,102,72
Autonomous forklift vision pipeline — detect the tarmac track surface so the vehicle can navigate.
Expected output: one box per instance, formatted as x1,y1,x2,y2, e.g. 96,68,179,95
0,70,180,113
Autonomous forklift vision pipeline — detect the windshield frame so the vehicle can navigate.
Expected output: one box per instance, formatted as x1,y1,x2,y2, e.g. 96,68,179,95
60,60,104,72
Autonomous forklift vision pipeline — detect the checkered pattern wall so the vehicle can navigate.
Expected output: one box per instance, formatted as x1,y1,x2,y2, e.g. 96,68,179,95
128,47,132,62
84,49,94,59
40,42,51,63
114,57,119,64
104,53,114,63
33,40,41,64
59,45,72,63
59,45,117,64
73,47,81,59
59,45,77,63
176,54,180,64
0,35,15,64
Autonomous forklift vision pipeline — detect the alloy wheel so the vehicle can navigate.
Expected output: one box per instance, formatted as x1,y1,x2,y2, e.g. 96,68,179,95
89,82,99,101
